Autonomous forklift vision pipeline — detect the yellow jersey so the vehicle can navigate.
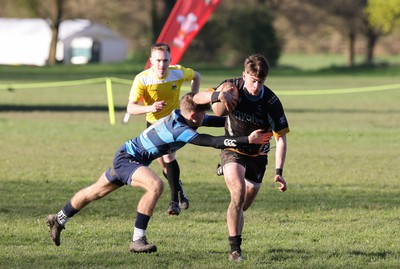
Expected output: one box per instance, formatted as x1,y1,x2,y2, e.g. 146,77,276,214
129,65,195,124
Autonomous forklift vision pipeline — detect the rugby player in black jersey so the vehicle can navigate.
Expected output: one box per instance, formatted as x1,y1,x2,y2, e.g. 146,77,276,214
194,54,290,262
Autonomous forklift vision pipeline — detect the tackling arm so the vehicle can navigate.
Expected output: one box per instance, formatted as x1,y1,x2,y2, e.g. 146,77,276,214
202,115,226,127
189,129,272,149
190,134,248,149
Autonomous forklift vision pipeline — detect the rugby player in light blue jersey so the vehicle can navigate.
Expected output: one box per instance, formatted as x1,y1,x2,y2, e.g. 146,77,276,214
46,93,272,254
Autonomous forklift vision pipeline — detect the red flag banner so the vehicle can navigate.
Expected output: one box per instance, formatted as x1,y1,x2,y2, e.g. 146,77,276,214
145,0,222,68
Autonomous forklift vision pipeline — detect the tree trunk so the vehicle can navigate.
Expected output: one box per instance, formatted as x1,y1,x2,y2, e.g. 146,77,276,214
47,0,63,65
365,25,379,65
347,31,355,67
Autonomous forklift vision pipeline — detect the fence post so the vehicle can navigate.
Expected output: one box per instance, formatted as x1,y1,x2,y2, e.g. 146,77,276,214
106,78,116,125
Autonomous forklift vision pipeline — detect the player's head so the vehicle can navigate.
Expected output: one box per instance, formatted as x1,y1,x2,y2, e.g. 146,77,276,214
150,43,171,78
151,42,170,54
180,93,211,126
244,54,269,78
242,54,269,95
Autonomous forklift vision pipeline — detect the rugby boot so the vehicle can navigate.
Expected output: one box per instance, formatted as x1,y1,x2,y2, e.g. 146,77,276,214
46,214,65,246
129,236,157,253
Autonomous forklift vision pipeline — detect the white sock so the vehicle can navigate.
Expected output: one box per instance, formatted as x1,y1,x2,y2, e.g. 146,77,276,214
133,227,146,241
57,210,70,226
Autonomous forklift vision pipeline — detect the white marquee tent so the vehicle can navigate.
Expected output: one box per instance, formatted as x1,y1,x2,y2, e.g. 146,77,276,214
0,18,128,66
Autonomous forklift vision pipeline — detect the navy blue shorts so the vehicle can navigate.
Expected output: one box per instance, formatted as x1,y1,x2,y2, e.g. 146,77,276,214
220,149,268,184
105,145,145,186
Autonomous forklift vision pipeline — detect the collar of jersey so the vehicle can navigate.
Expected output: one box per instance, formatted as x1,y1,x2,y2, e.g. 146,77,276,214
243,86,264,101
173,109,186,125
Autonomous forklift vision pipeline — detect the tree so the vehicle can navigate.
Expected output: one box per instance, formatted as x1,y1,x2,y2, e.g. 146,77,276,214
302,0,367,67
1,0,66,65
363,0,400,65
2,0,398,67
185,2,282,66
223,6,281,66
366,0,400,33
48,0,64,65
323,0,366,67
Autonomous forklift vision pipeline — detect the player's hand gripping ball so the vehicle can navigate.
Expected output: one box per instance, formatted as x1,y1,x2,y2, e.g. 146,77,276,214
211,82,239,116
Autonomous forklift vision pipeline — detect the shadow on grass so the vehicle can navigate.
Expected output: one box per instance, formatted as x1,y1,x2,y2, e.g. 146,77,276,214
267,248,312,262
1,104,400,115
264,248,395,262
349,250,393,259
1,179,399,268
1,179,399,219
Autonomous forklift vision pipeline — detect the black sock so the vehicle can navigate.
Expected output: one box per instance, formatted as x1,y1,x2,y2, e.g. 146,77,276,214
165,160,180,203
228,235,242,253
135,212,151,230
62,201,79,217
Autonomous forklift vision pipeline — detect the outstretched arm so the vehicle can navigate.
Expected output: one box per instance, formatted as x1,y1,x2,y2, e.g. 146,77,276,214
189,130,272,149
202,115,226,128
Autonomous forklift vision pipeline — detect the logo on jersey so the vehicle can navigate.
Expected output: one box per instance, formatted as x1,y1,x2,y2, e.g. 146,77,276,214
224,139,237,147
233,110,265,125
280,115,287,125
268,95,278,105
172,83,177,90
258,143,270,155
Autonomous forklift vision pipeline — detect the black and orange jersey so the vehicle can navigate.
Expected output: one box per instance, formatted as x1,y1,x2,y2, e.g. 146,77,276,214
215,77,290,156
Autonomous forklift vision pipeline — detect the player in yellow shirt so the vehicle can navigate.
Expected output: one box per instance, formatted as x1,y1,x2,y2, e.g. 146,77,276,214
126,43,201,215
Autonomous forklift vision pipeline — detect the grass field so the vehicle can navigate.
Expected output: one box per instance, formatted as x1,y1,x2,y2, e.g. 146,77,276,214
1,55,400,268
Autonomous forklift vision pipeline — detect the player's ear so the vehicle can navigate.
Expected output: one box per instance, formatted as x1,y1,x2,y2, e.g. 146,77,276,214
189,112,196,121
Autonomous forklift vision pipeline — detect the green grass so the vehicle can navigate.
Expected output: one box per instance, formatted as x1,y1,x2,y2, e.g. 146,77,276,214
278,53,400,70
1,56,400,268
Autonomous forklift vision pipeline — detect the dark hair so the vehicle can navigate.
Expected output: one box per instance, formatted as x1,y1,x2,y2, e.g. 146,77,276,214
151,43,171,53
244,54,270,78
180,93,211,113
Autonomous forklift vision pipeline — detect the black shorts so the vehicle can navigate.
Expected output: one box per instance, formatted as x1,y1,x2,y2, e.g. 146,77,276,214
220,149,268,184
105,145,144,186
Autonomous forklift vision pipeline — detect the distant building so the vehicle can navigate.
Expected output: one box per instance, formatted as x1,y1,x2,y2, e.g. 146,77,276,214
0,18,128,66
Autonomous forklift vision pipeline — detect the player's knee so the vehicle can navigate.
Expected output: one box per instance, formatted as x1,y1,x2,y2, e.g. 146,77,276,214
152,178,164,198
230,192,245,209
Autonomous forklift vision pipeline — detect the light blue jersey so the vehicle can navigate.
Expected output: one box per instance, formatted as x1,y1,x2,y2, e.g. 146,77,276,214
105,109,238,186
124,109,202,165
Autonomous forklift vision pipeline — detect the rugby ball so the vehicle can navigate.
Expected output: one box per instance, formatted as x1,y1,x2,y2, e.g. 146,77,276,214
211,82,239,117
